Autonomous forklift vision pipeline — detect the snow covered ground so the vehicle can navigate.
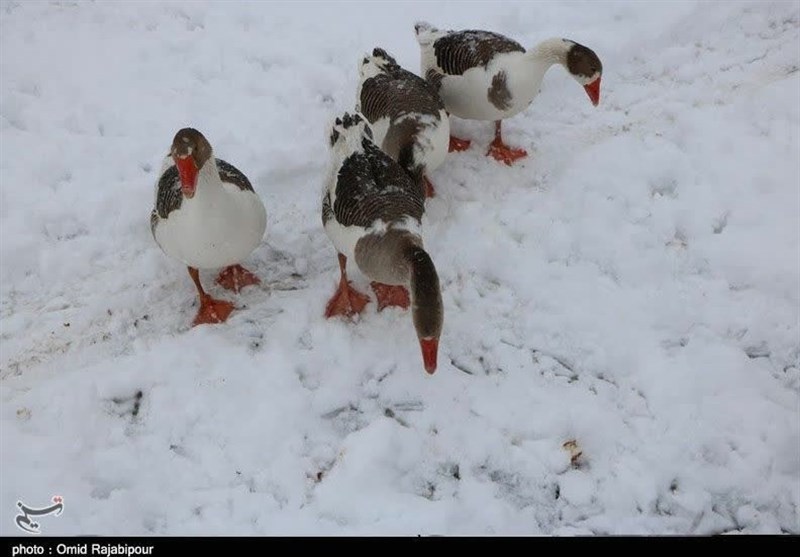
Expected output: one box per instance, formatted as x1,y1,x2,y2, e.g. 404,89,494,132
1,0,798,536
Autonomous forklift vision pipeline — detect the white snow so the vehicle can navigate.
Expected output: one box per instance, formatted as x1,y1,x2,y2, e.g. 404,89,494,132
1,0,798,536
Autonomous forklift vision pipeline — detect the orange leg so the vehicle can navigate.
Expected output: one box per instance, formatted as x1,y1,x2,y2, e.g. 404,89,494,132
216,264,260,293
189,267,234,326
486,120,528,165
325,253,370,318
423,175,436,199
449,135,472,152
371,282,410,311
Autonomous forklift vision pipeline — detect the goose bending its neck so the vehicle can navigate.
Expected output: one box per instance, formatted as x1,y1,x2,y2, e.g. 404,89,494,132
322,112,444,374
416,22,603,165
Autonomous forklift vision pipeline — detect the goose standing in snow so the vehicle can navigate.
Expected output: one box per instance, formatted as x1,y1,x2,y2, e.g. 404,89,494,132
356,47,450,198
151,128,267,326
322,112,443,374
415,22,603,165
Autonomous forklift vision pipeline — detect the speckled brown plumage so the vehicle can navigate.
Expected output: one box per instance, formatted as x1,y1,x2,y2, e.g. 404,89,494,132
432,30,525,76
359,48,446,173
360,73,443,124
323,139,424,229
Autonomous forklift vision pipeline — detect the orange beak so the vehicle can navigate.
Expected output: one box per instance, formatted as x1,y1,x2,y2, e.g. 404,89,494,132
420,337,439,375
174,156,198,198
584,76,601,107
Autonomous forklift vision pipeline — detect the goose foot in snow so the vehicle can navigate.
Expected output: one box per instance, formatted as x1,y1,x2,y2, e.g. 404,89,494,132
216,264,261,293
371,282,410,311
487,138,528,166
448,135,471,152
193,295,235,326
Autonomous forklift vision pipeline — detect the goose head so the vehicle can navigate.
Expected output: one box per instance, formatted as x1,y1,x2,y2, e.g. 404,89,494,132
170,128,212,198
564,40,603,106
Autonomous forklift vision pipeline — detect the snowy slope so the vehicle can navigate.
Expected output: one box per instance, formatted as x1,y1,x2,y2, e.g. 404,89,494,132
1,0,798,535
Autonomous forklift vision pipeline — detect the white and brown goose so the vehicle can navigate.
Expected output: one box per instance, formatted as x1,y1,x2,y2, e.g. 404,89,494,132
322,112,443,374
151,128,267,326
415,22,603,165
356,47,449,198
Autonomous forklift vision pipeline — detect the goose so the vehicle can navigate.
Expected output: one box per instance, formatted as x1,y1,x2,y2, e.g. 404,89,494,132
321,112,443,374
150,128,267,326
356,47,449,197
415,22,603,165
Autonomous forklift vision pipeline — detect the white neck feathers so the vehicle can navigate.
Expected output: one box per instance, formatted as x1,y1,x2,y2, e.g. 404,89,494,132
527,38,571,67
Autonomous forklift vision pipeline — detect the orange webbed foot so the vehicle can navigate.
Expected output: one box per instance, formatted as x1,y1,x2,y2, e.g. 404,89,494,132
192,295,235,326
371,282,410,311
325,281,371,318
448,135,472,153
486,138,528,166
216,264,260,293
